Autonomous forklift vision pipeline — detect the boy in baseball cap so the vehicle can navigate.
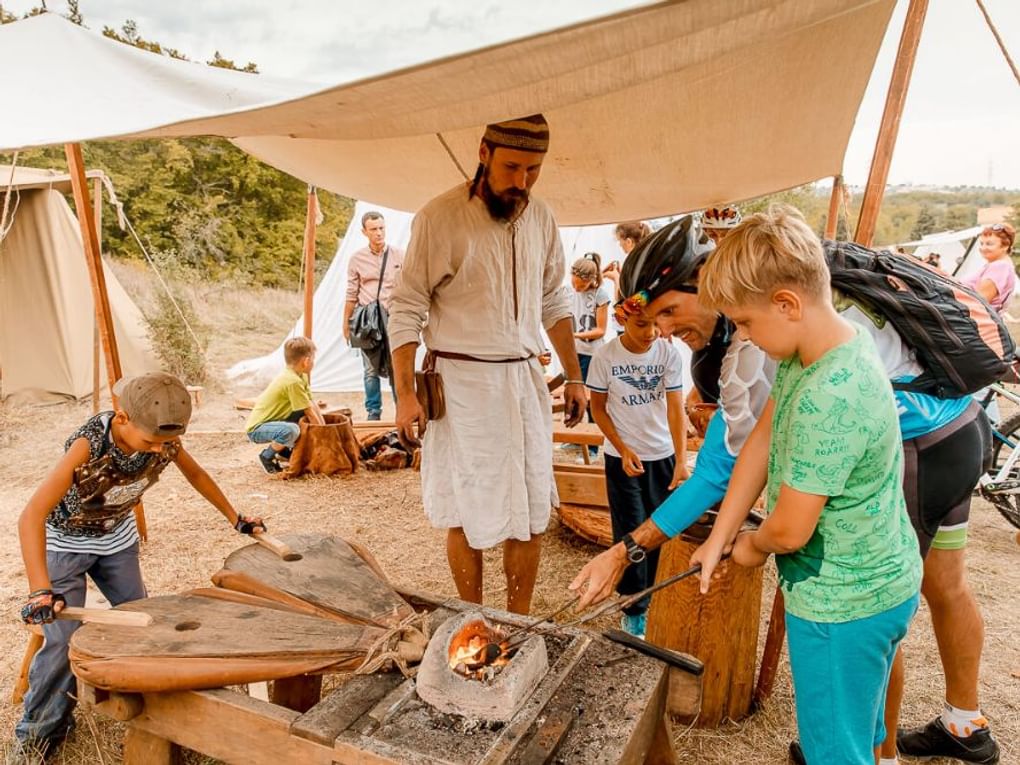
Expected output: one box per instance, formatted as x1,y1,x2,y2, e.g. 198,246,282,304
10,372,264,761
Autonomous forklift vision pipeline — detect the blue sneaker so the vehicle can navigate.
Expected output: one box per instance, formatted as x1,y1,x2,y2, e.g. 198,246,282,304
620,613,646,639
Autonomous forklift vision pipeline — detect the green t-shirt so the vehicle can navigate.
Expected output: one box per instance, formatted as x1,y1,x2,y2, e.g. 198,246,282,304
245,368,313,432
767,327,921,623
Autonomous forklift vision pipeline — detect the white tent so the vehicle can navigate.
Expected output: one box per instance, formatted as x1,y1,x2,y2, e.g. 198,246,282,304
227,202,632,392
0,3,895,223
892,226,984,277
0,167,159,401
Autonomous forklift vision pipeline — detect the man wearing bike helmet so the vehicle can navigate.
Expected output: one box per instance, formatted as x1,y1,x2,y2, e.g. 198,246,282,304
570,213,997,765
701,205,743,245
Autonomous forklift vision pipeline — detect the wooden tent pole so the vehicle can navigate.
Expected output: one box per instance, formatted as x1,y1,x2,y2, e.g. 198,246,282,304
66,144,121,391
92,176,102,414
824,175,843,240
854,0,929,247
302,186,317,340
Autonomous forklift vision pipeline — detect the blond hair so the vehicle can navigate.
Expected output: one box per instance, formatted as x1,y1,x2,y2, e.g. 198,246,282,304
698,205,829,310
284,337,316,365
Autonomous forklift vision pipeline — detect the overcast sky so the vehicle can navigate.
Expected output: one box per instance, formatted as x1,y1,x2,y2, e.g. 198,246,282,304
5,0,1019,188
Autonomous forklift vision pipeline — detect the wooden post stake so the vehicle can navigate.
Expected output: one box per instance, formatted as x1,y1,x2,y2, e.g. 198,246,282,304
753,586,786,708
301,186,317,340
824,175,842,240
66,144,121,392
854,0,929,247
92,177,102,414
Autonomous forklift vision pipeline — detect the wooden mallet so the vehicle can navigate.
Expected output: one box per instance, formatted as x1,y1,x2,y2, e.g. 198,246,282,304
253,530,302,562
56,607,152,627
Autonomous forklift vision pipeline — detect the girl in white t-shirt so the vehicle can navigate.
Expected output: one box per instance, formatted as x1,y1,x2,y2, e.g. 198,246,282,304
570,253,612,441
586,302,688,637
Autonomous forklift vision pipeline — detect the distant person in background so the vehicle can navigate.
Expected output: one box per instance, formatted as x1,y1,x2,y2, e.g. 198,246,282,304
701,205,742,245
570,252,611,386
924,252,943,271
604,221,652,334
343,211,405,420
964,223,1016,312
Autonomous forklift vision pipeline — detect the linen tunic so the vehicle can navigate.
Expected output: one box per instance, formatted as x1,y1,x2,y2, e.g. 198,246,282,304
388,183,571,547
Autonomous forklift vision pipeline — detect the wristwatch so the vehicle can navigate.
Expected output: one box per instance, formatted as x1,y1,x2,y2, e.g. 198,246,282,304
621,533,647,563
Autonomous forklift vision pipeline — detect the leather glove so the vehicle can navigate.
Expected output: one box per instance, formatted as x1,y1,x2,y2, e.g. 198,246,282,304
21,589,66,625
234,515,266,535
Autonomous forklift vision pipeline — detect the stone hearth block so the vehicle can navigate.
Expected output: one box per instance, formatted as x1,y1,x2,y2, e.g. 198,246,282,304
416,611,548,722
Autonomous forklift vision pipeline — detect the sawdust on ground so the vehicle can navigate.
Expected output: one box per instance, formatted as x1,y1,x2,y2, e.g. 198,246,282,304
0,280,1017,764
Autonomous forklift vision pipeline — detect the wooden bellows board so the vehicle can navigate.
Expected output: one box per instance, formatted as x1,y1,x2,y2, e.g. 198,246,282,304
69,535,423,693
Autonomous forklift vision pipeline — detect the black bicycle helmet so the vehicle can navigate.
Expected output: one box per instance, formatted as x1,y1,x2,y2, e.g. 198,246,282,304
619,215,715,303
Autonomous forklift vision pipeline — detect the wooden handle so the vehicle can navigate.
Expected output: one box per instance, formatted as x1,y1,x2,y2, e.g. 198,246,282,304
253,531,302,561
57,607,152,627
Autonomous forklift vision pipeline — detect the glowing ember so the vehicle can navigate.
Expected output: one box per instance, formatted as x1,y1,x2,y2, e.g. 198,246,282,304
447,620,512,680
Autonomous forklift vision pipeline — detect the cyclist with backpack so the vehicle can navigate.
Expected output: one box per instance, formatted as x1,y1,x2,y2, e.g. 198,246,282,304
570,211,1000,764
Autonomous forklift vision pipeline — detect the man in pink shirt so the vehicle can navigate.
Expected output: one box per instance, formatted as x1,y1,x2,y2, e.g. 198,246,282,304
343,211,405,420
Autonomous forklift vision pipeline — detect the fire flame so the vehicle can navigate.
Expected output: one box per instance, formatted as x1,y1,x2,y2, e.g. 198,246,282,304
447,620,511,680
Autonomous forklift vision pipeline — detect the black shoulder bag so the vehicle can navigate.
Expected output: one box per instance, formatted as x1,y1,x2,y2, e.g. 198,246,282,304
348,247,390,351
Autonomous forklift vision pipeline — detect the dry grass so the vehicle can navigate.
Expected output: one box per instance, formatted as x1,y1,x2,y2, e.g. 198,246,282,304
1,274,1018,763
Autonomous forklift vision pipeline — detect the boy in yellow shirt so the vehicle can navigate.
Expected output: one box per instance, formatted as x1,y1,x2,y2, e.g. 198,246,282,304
246,337,326,473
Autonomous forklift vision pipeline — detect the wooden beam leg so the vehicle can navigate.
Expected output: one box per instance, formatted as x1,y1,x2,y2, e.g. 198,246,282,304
12,629,44,704
645,713,679,765
753,586,786,708
269,675,322,713
123,725,181,765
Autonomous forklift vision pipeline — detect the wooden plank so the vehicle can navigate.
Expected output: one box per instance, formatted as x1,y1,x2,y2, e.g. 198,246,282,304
91,176,102,415
618,670,675,765
270,675,322,713
129,688,346,765
513,707,575,764
667,666,703,719
290,673,402,746
123,725,181,765
218,534,414,627
646,536,763,727
553,469,608,508
853,0,929,247
824,174,842,240
552,424,604,446
79,681,144,721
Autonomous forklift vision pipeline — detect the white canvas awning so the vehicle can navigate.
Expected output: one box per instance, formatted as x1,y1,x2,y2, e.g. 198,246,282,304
0,1,895,223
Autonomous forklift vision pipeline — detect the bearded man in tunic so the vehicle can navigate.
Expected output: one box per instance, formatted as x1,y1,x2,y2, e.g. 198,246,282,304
389,115,586,615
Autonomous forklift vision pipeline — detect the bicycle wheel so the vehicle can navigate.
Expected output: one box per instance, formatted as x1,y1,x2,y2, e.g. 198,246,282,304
985,412,1020,529
990,411,1020,473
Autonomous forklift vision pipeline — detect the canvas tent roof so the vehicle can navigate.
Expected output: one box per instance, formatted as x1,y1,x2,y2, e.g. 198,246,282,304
0,2,895,223
227,201,665,394
0,167,159,401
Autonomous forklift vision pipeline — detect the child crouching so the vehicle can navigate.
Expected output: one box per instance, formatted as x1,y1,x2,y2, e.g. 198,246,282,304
691,207,922,764
246,337,326,474
11,372,263,762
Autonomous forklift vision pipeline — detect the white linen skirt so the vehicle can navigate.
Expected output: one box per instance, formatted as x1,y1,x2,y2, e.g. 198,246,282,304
421,356,556,548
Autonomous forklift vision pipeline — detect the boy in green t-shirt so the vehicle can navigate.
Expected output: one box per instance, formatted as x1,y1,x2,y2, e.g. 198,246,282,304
246,337,326,474
691,207,922,765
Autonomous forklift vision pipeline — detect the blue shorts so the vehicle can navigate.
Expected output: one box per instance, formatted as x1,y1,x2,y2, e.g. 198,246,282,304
787,593,919,764
247,421,300,448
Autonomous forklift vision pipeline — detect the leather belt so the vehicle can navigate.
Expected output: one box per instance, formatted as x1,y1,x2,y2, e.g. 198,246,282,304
432,350,534,364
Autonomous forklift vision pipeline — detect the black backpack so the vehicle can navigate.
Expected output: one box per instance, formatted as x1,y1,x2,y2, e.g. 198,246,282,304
823,240,1016,398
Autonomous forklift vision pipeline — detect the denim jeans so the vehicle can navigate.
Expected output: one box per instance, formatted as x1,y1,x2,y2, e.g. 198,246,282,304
16,544,146,745
362,353,396,421
248,421,300,448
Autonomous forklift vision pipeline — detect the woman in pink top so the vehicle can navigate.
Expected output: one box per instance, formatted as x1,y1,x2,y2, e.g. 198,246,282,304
964,223,1016,311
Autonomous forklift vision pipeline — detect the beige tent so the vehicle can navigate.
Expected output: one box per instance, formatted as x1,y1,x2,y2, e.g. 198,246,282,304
0,166,158,401
0,2,895,223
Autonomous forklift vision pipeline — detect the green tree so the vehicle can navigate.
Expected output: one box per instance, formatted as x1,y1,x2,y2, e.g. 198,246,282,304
910,205,940,240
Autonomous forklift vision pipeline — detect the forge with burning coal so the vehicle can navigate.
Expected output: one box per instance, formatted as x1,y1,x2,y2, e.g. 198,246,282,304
415,611,548,722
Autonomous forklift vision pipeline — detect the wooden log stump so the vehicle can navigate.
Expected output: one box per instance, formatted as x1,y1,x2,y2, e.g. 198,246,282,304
645,535,763,727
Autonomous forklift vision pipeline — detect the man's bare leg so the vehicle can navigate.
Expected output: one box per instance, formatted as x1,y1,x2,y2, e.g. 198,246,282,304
447,528,483,604
503,534,543,615
924,547,983,709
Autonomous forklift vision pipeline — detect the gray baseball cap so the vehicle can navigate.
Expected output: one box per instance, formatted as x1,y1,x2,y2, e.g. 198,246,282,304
112,372,192,437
